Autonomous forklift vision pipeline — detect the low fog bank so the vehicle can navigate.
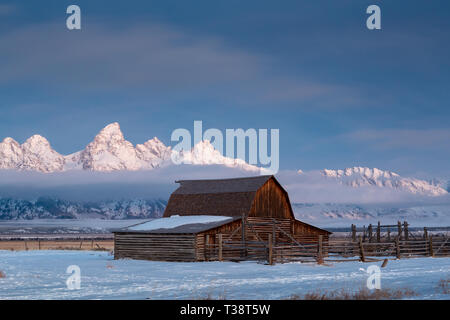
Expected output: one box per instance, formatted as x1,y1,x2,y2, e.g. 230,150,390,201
0,166,257,202
277,170,450,205
0,167,449,206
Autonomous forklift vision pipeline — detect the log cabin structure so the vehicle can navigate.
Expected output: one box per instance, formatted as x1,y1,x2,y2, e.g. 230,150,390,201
113,175,331,262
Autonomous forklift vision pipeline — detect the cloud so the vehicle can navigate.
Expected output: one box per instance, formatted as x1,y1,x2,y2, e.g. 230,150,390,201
0,22,358,107
339,128,450,151
0,165,259,201
276,170,429,204
1,166,446,205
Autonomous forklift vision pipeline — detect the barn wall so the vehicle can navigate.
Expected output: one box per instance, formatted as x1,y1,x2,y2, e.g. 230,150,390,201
114,233,197,262
293,220,328,235
202,217,303,244
293,220,330,243
248,179,293,219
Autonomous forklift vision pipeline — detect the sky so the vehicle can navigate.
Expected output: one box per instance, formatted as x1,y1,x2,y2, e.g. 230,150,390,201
0,1,449,178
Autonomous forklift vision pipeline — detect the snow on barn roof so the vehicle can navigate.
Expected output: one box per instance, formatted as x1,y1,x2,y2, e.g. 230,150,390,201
114,215,238,234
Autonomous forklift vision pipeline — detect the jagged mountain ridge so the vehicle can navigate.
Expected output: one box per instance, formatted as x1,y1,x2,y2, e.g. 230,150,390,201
0,197,167,220
0,122,260,173
320,167,447,196
65,123,173,171
0,136,65,173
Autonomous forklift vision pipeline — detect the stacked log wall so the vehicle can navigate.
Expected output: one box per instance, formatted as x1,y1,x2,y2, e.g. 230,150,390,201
114,233,197,262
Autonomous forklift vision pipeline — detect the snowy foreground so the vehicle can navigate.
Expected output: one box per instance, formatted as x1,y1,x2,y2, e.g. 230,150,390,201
0,250,449,300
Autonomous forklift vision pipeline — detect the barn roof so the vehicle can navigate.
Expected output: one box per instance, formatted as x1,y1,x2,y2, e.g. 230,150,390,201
113,215,239,234
173,175,272,194
164,175,274,217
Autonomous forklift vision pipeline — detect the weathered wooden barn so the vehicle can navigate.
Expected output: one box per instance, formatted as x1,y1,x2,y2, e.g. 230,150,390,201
113,175,330,262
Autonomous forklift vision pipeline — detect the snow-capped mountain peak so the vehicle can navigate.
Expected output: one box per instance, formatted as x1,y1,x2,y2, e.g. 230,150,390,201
0,137,23,169
72,122,162,171
2,137,20,145
172,140,261,172
0,134,64,173
321,166,447,196
21,135,65,173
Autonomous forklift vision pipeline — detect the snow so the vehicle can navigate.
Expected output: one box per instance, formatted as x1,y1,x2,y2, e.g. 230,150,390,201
0,250,448,299
0,134,64,173
0,122,260,173
128,215,232,231
172,140,261,173
321,167,447,196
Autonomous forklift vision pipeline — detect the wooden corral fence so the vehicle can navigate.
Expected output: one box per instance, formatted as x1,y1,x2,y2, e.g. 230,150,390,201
203,233,449,265
202,220,449,265
347,220,449,243
0,237,113,251
325,236,449,262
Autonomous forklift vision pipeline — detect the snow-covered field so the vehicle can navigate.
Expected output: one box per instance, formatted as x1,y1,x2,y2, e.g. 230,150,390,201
0,250,449,300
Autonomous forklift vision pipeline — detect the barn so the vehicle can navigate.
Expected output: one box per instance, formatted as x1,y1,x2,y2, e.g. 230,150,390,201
113,175,331,262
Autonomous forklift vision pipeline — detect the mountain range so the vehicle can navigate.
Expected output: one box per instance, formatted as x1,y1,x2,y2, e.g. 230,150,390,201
319,167,447,196
0,197,166,220
0,122,449,225
0,122,259,173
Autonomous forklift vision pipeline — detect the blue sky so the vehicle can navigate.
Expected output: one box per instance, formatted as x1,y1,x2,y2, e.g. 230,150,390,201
0,1,449,178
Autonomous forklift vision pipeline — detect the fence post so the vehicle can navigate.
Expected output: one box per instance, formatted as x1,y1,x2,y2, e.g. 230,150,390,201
395,236,401,259
218,234,223,261
377,221,381,243
359,236,366,262
387,228,391,241
38,239,41,250
241,217,246,258
368,224,373,242
403,221,409,241
268,233,273,265
351,224,356,242
362,225,366,242
317,235,323,263
397,221,402,240
429,236,434,257
423,227,428,240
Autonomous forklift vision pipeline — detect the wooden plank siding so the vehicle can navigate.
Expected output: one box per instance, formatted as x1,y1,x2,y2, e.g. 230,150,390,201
114,233,197,262
248,179,294,219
